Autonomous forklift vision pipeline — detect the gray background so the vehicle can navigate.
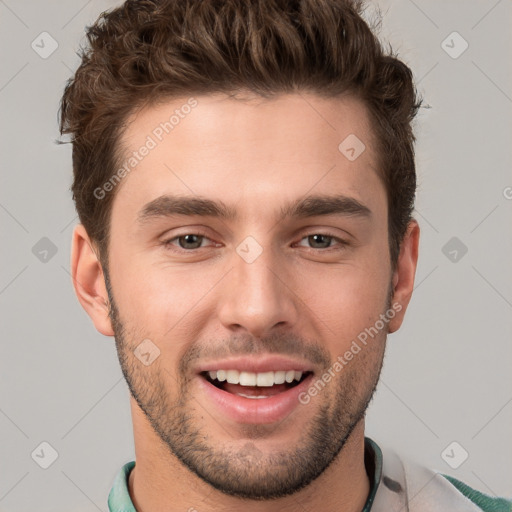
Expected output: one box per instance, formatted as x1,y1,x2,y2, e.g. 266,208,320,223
1,1,511,510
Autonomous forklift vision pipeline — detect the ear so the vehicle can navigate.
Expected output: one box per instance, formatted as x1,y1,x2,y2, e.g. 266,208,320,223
387,219,420,334
70,224,114,336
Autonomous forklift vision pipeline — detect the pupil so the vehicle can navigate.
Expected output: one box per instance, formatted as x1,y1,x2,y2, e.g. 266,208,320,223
180,234,202,249
310,234,330,248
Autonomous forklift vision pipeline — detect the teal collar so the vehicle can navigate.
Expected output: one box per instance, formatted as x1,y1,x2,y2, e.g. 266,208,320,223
108,460,136,512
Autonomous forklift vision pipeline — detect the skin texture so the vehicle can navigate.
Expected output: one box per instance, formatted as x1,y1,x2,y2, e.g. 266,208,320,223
71,92,419,512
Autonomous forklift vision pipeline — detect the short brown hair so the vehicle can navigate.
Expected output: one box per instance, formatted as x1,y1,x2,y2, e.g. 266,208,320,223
59,0,421,269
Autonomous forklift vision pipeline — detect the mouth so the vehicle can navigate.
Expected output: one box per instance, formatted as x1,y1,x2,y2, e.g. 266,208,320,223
195,360,315,424
202,369,312,399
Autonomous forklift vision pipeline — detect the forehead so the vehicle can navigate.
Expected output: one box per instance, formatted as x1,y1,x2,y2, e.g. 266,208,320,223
122,92,376,157
113,92,384,221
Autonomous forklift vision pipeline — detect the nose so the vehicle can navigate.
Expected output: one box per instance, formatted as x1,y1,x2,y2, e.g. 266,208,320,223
216,242,299,339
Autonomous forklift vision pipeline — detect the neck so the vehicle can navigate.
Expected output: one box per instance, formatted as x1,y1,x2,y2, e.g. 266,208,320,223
128,398,370,512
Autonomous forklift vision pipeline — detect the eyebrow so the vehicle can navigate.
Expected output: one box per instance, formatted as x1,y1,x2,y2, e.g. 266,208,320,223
137,193,372,225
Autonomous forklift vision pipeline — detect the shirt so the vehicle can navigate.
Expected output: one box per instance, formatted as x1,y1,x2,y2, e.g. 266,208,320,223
108,437,512,511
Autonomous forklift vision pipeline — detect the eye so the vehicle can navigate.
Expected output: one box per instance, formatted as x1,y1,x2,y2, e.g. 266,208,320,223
296,233,348,250
163,233,213,251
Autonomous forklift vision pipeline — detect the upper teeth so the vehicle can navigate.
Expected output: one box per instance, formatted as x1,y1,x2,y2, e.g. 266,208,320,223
208,370,303,386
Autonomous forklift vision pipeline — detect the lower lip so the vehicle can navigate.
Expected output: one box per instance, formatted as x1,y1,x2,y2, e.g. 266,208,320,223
197,374,314,425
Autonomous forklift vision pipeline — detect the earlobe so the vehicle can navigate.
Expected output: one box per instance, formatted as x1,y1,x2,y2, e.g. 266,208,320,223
387,219,420,334
70,224,115,336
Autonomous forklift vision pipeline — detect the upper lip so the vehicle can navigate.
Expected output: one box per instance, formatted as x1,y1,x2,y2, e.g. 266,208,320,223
195,355,314,374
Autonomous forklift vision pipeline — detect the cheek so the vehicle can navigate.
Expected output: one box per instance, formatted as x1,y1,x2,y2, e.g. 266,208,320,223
297,260,390,348
110,255,223,338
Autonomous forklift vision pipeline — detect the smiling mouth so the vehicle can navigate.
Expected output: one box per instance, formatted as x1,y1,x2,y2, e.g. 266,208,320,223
201,370,312,399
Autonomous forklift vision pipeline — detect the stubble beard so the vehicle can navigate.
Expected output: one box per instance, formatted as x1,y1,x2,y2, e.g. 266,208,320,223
104,267,388,500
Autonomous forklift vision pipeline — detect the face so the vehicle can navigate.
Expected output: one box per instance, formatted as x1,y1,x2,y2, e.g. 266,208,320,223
103,92,397,499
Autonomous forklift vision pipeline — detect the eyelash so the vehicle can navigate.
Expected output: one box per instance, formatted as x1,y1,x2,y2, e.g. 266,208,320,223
162,231,349,253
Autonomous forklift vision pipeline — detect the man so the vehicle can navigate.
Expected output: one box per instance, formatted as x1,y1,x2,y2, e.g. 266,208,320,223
60,0,511,510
